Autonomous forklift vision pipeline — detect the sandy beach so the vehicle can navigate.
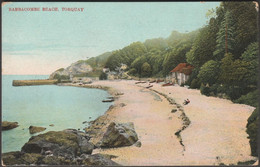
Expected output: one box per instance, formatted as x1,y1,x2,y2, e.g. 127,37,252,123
68,80,257,165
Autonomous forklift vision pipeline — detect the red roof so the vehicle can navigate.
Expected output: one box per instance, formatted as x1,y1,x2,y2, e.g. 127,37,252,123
170,63,194,75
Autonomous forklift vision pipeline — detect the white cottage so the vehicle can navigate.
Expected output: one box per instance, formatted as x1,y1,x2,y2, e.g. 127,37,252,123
170,63,194,85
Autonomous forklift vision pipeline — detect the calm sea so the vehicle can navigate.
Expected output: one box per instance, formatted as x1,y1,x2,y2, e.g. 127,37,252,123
2,75,112,153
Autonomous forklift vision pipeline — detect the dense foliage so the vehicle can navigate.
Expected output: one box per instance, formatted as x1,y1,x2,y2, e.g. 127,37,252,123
246,107,259,156
76,2,257,104
84,2,257,103
198,60,220,86
85,52,112,68
99,72,108,80
104,31,198,78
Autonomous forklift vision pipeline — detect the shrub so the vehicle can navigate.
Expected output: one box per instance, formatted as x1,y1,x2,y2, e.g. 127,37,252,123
141,62,152,77
200,84,210,96
216,84,227,94
239,90,259,157
99,72,107,80
248,108,259,126
53,74,70,80
246,108,259,156
209,84,221,96
57,68,65,72
128,68,137,75
237,160,257,165
215,84,249,101
186,68,200,86
234,90,259,107
198,60,220,85
190,78,201,89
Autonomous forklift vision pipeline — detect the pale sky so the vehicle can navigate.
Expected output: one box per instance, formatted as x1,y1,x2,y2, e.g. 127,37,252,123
2,2,220,75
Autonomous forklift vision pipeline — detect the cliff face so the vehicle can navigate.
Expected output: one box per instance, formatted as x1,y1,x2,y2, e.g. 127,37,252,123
49,61,93,79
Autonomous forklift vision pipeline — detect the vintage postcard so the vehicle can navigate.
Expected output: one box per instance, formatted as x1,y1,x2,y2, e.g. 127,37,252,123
1,1,259,166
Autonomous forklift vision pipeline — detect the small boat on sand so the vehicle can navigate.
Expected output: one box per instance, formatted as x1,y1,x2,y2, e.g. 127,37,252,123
162,83,173,87
135,81,146,84
156,79,164,83
102,99,114,102
146,85,153,88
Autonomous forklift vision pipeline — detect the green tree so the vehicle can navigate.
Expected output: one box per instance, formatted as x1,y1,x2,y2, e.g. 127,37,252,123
53,74,70,80
86,52,112,68
131,56,147,76
219,53,251,100
128,68,137,76
198,60,220,85
213,11,235,60
144,38,168,51
141,62,152,77
218,53,234,85
219,53,249,86
241,42,259,86
166,30,198,47
223,2,258,57
186,67,200,86
162,51,175,76
105,42,147,70
186,18,218,68
146,49,165,76
105,51,123,70
228,59,249,88
162,44,191,76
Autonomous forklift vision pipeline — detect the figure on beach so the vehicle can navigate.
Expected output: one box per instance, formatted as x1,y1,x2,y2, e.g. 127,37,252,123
183,99,190,105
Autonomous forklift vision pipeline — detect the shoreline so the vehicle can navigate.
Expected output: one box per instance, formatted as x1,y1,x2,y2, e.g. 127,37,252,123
61,80,257,165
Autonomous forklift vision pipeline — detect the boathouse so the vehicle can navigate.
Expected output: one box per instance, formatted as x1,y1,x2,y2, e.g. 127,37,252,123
170,63,194,85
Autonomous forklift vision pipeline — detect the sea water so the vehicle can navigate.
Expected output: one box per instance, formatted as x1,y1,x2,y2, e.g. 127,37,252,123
2,75,112,153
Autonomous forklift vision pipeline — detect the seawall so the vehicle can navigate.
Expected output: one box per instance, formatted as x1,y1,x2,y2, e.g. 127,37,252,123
12,79,57,86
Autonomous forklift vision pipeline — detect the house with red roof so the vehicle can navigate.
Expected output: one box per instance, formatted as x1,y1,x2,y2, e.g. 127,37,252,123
170,63,194,85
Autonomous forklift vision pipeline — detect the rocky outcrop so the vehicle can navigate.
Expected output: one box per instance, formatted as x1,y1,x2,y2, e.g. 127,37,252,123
98,122,138,148
49,61,93,79
22,129,93,158
79,153,119,166
134,141,142,147
2,129,119,166
29,126,46,134
1,151,24,165
2,152,119,166
2,121,19,130
171,109,177,113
